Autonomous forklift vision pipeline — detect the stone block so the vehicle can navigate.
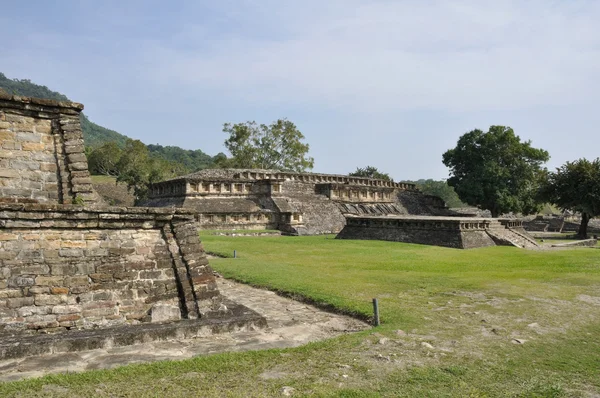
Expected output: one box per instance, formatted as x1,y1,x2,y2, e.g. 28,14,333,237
68,162,88,171
0,131,16,141
40,163,57,172
58,248,83,257
89,273,113,283
0,232,18,241
15,132,41,142
7,297,35,308
64,145,85,154
26,315,59,329
50,287,69,295
0,169,19,178
57,314,81,322
64,275,89,287
7,276,35,288
52,305,81,315
35,294,64,306
17,305,51,317
151,304,181,323
35,275,65,286
21,142,45,151
50,263,78,276
67,153,87,163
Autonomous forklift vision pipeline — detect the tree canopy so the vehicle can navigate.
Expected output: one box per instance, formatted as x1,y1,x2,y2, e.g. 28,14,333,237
442,126,549,217
108,140,187,204
408,179,467,208
540,158,600,238
222,119,314,171
349,166,392,181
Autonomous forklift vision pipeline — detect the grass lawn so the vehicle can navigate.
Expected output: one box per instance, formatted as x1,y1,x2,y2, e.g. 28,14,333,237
1,236,599,397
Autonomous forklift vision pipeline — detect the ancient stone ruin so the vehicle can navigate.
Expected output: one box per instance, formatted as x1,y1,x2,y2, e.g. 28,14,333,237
336,216,539,249
144,168,539,249
144,169,450,235
0,93,264,359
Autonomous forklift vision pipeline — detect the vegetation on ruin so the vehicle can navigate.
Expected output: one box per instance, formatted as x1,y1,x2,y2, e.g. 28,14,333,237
113,140,187,204
221,119,314,171
349,166,393,181
540,158,600,238
443,126,549,217
2,236,599,397
407,179,467,208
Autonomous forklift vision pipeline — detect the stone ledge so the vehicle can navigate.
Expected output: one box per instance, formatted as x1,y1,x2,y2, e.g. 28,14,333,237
0,299,267,360
551,239,598,248
0,92,84,111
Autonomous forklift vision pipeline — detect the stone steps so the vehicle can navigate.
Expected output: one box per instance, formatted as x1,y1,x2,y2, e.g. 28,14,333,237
485,222,540,249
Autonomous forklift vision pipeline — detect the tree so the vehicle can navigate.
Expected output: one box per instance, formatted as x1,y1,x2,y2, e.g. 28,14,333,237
116,140,186,204
88,142,123,176
223,119,314,171
442,126,549,217
540,158,600,238
410,179,467,208
349,166,392,181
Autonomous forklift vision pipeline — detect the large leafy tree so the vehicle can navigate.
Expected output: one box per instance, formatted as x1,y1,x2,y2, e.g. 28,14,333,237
540,158,600,238
442,126,549,217
349,166,392,181
222,119,314,171
116,140,186,204
88,142,123,176
410,179,467,208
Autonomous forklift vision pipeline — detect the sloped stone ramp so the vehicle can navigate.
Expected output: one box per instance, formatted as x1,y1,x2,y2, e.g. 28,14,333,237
0,279,369,382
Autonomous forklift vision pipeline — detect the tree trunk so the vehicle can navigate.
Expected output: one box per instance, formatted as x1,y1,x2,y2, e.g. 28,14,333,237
578,212,590,239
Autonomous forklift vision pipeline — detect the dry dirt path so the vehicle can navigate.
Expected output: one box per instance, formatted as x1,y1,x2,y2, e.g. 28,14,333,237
0,278,369,382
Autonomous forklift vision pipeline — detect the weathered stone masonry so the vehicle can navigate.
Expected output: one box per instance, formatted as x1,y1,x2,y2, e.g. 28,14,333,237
0,94,264,347
0,92,98,204
337,216,540,249
144,169,449,235
0,205,220,333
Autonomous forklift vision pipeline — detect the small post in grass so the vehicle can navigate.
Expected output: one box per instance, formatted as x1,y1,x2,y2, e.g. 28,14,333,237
233,250,237,258
372,298,380,326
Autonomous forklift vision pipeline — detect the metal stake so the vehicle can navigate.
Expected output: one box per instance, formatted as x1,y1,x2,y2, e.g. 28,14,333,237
372,298,380,326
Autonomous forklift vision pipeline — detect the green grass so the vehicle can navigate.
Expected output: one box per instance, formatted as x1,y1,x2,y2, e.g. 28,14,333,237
2,236,600,397
90,175,119,184
200,229,281,236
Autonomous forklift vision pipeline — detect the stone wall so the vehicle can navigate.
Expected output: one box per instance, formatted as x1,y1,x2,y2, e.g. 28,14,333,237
0,93,99,205
145,169,440,235
337,216,500,249
0,204,220,334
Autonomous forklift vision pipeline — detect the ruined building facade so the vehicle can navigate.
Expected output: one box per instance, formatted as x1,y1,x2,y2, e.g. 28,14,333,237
144,170,539,249
0,93,262,349
143,169,451,235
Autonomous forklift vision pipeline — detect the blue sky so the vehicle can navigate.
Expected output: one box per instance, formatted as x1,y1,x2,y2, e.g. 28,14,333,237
2,0,599,180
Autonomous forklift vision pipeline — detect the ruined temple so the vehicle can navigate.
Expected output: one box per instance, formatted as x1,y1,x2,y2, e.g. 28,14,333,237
144,170,540,249
0,93,263,358
143,169,451,235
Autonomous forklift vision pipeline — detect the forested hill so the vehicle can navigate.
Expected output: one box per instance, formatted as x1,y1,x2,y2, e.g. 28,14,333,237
0,72,128,147
0,72,221,171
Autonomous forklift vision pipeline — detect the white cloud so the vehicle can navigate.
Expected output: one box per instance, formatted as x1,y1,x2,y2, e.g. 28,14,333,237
144,0,600,112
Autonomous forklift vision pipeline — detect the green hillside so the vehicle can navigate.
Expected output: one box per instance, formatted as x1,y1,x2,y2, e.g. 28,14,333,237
0,72,128,147
0,72,222,172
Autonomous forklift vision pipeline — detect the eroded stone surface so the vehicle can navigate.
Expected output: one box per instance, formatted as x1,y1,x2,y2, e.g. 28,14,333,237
0,278,369,381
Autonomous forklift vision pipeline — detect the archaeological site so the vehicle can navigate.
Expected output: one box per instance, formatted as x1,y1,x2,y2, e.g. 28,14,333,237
144,169,539,249
0,92,542,361
0,93,265,360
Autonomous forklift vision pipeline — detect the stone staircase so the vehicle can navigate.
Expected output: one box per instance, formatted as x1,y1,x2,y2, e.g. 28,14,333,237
337,202,405,216
486,220,540,249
